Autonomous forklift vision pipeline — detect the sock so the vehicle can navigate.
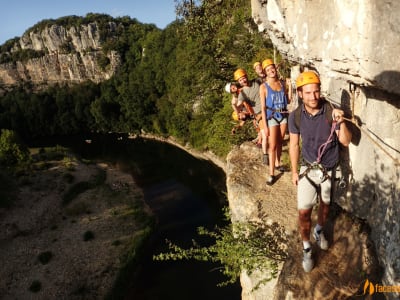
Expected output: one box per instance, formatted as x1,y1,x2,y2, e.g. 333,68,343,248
315,223,323,234
303,241,311,250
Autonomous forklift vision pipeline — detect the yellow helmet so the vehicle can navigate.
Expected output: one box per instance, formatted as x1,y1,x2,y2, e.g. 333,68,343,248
253,61,261,69
296,71,321,88
262,59,274,70
231,111,239,121
234,68,247,81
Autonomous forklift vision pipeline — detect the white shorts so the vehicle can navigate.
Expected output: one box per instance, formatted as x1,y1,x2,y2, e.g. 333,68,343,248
267,116,288,127
297,166,332,210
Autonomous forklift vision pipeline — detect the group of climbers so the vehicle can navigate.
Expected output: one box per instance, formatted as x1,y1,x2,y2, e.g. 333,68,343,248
225,64,353,273
225,58,291,185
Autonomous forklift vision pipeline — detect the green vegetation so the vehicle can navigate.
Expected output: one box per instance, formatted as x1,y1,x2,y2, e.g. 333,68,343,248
38,251,53,265
0,170,17,207
154,210,288,287
0,0,288,158
62,168,106,205
65,201,91,216
62,181,91,205
0,129,30,207
0,129,30,167
0,1,291,292
28,280,42,293
62,172,75,183
106,226,153,300
83,230,95,241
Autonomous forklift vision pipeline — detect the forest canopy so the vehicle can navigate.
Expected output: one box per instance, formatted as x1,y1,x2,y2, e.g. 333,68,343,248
0,0,286,157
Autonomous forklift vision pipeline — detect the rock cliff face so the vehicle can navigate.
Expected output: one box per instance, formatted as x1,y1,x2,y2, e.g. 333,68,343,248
227,1,400,298
0,23,120,88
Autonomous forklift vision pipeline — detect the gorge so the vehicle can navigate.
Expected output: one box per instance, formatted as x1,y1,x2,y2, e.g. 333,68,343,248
0,1,399,299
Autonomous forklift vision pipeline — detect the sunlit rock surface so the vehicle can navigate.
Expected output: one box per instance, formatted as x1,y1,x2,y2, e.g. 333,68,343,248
0,23,120,87
230,1,400,298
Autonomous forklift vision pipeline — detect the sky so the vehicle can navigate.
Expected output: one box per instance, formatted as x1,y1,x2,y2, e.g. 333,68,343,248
0,0,177,45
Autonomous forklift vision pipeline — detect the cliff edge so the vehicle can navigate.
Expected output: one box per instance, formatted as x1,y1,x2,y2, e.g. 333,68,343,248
226,141,381,299
250,0,400,297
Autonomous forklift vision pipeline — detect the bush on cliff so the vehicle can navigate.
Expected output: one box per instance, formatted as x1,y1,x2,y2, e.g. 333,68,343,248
154,209,288,287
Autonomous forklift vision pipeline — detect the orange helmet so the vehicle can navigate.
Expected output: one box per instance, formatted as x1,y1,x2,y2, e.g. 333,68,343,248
262,59,274,70
234,68,247,81
296,71,321,88
253,61,261,69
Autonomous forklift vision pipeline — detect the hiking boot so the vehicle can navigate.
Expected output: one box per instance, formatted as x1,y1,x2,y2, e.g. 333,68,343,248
313,228,329,250
302,248,314,273
266,175,276,186
262,154,269,165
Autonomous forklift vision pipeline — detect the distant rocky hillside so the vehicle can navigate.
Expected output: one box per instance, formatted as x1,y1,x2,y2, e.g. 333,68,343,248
0,21,121,89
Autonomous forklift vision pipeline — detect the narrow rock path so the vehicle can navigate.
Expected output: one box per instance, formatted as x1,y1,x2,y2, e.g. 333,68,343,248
226,141,382,299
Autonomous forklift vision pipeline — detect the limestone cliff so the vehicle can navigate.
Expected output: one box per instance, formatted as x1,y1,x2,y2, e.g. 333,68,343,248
227,1,400,299
0,22,120,88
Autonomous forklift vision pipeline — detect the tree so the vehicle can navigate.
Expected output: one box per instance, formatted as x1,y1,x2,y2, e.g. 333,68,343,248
0,129,30,167
154,209,288,287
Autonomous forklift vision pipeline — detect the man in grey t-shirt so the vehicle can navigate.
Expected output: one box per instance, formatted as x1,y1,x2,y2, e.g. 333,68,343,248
233,68,267,163
236,74,261,114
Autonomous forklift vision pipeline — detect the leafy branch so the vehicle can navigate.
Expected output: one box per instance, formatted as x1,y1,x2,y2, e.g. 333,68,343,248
153,209,288,287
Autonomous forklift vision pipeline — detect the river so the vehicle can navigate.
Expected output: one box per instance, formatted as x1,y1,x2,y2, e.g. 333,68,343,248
31,134,241,300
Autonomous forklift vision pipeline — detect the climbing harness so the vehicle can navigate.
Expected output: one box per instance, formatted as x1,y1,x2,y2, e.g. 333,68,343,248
299,161,331,181
265,106,289,124
264,81,289,124
298,109,338,187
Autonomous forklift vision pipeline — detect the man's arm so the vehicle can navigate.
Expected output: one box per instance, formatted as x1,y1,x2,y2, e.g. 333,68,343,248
237,89,246,106
231,96,240,113
289,132,300,185
285,78,292,104
259,84,268,134
332,108,352,147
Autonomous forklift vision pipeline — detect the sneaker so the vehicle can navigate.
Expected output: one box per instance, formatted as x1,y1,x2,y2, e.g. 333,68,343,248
275,165,285,172
262,154,269,165
313,228,329,250
302,248,314,272
266,175,276,186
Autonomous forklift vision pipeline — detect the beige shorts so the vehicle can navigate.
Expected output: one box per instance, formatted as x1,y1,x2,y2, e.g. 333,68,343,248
297,166,332,210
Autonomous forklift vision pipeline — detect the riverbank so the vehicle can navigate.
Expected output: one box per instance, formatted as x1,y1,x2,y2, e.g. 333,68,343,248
0,153,152,299
138,133,227,172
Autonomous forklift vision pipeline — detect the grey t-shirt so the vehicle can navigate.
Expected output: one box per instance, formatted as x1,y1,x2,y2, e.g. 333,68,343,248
238,79,261,114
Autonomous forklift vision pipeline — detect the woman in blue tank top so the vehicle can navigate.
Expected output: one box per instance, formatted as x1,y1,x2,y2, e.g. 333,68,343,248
260,59,291,185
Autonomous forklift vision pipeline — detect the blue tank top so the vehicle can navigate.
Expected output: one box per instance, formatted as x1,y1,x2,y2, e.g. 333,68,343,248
264,82,287,120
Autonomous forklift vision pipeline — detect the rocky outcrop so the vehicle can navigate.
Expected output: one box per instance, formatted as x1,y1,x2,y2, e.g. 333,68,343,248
0,23,120,88
252,0,400,96
235,1,400,298
227,142,380,299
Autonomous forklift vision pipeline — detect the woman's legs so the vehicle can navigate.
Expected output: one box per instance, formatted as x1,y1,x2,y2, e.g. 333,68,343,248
276,122,287,168
268,124,279,176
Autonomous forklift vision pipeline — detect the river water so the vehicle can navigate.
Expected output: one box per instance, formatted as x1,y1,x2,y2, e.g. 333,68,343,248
32,134,241,300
